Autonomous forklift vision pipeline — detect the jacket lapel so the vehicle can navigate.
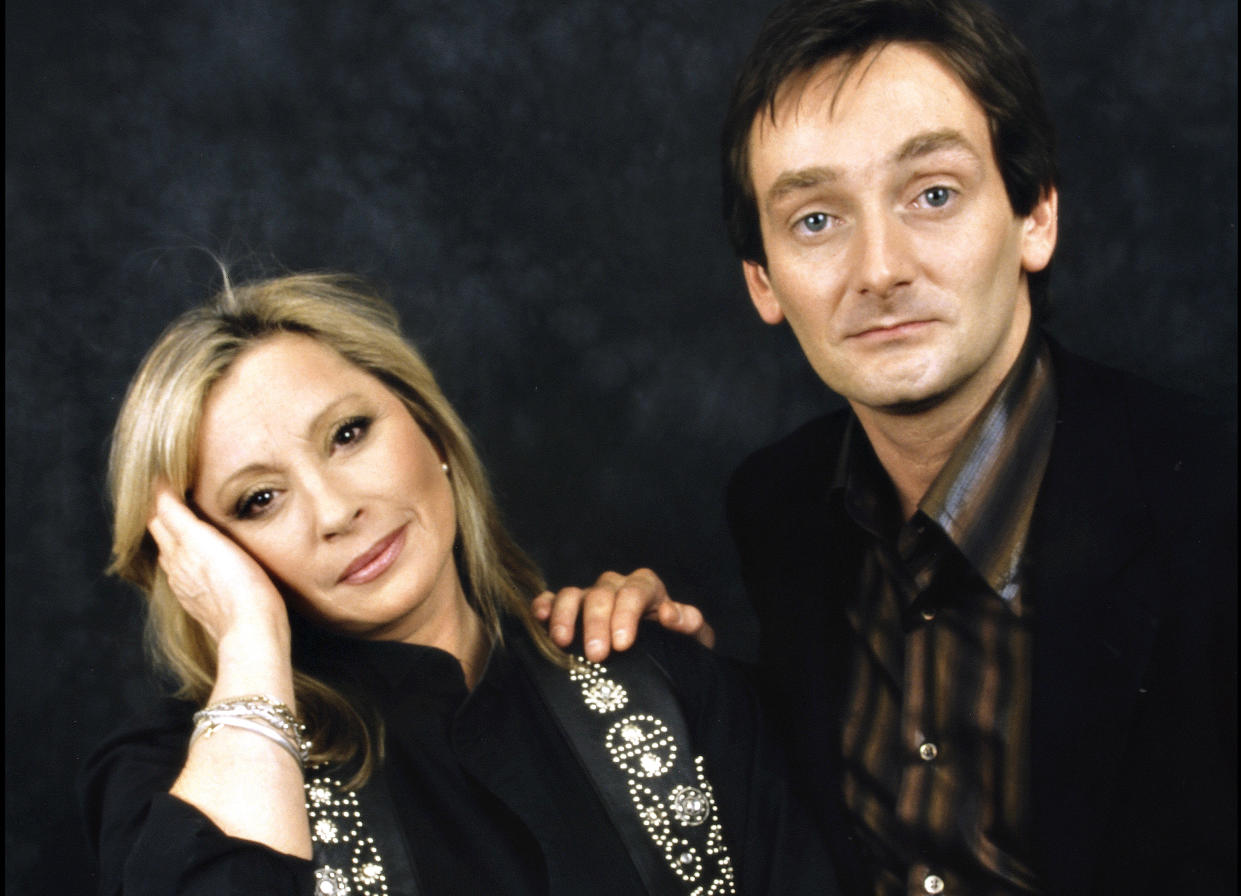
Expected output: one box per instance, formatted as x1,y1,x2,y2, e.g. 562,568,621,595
1026,347,1162,893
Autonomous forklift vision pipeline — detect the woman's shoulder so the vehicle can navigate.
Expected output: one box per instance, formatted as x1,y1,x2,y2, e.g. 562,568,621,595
617,622,759,730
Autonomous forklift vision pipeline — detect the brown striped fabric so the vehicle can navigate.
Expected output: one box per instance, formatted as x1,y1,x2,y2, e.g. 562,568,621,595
834,333,1056,895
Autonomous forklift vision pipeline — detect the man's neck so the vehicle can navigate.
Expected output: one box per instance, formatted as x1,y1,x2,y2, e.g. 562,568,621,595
854,397,980,520
851,320,1032,521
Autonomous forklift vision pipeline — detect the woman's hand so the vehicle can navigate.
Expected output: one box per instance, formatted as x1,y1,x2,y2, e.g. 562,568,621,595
150,484,311,858
147,485,288,646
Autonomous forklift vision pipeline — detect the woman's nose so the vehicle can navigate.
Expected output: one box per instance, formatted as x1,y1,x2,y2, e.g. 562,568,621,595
307,474,362,540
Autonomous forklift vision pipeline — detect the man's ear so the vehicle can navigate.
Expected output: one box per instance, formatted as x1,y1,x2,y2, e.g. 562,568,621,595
742,259,785,325
1020,186,1058,274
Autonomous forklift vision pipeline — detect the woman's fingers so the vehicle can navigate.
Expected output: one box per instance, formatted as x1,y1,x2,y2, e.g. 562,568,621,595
146,483,284,642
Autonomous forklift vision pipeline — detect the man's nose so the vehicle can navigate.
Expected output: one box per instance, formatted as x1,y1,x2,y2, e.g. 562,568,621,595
853,212,913,299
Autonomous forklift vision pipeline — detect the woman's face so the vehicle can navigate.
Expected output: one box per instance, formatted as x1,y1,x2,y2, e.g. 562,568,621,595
191,333,463,643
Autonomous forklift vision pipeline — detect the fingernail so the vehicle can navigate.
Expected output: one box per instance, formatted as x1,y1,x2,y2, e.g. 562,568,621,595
586,638,604,659
615,629,632,648
552,625,569,641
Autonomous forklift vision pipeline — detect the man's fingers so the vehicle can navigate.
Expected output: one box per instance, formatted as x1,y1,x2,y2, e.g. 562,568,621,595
545,587,585,647
531,591,554,620
590,569,627,591
657,600,716,649
537,569,680,659
581,587,619,661
612,580,667,651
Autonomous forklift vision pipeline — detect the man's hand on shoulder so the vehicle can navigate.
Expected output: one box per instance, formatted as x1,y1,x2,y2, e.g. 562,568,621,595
532,568,715,662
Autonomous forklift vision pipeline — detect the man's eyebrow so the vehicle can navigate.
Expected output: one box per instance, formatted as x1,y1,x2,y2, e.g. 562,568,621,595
892,128,981,166
764,130,980,209
766,166,842,206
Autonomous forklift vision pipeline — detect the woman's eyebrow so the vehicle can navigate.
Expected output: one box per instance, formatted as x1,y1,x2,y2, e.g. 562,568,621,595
212,392,365,504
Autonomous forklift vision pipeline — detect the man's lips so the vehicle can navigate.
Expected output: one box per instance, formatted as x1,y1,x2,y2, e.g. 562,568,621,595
848,319,935,340
338,526,407,585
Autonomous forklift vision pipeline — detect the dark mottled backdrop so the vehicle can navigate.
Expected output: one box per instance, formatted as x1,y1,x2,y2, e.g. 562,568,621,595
5,0,1236,890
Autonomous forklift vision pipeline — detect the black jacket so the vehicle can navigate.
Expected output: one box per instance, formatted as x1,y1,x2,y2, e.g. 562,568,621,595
82,619,836,894
726,342,1237,894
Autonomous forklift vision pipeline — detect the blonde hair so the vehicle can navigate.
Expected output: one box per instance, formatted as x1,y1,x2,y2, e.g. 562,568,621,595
107,272,561,784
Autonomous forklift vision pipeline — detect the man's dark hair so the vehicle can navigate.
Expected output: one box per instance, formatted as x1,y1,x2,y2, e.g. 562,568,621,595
721,0,1058,313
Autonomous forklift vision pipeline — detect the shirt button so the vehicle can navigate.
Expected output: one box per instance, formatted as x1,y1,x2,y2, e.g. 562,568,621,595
919,742,938,761
924,873,945,894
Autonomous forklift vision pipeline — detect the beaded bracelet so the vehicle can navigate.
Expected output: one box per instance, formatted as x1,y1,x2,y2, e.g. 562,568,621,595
191,694,311,767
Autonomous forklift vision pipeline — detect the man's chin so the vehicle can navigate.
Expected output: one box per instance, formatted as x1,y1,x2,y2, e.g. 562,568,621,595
878,390,953,416
837,366,955,416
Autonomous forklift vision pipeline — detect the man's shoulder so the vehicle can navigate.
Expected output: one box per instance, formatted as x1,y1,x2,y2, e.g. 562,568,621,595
1049,341,1235,484
727,406,852,505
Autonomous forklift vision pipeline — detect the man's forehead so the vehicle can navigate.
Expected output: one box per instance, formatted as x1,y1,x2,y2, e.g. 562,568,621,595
747,43,994,180
763,42,980,128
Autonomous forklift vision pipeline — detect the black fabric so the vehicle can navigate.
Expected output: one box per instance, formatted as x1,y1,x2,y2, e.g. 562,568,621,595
81,618,836,895
725,340,1238,896
522,634,726,894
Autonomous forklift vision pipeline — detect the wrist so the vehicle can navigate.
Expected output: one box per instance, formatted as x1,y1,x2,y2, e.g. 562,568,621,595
213,621,296,706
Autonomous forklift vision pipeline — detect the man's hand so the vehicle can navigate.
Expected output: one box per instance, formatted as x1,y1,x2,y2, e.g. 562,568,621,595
532,568,714,662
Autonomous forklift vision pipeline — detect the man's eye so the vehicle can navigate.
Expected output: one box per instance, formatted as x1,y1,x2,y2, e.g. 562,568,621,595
921,186,953,208
333,416,372,447
798,212,830,233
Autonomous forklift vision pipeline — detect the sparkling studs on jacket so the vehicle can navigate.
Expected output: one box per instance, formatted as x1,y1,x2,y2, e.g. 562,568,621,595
305,773,390,895
570,655,737,895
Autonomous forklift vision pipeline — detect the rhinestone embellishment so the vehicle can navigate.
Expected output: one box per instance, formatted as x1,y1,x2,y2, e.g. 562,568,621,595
606,715,676,778
305,773,390,894
584,678,629,713
669,785,710,826
314,865,350,895
571,655,737,895
570,656,630,714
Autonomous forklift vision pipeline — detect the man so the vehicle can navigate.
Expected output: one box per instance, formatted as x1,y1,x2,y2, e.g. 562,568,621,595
535,0,1237,892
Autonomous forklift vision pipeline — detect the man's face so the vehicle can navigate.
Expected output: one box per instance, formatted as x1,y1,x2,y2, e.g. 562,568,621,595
743,42,1056,415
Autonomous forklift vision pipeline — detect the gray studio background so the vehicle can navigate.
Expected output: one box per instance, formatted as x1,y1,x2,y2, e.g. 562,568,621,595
5,0,1236,891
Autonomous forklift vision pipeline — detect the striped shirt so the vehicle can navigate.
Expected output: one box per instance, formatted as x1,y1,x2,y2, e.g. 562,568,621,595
835,332,1057,895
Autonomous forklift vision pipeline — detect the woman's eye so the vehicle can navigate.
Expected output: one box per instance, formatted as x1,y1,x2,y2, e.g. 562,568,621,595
920,186,954,208
237,489,274,519
798,212,831,233
332,416,372,448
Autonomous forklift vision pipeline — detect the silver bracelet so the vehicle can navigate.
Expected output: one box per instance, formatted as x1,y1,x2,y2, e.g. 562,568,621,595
190,715,306,767
191,694,311,765
195,694,301,733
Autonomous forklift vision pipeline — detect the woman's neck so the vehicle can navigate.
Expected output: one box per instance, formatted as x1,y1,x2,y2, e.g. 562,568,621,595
400,579,490,690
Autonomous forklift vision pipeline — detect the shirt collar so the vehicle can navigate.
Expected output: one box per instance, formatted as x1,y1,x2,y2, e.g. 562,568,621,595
836,328,1057,603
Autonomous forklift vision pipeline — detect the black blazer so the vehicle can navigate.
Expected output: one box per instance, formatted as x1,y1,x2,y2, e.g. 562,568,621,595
726,342,1237,895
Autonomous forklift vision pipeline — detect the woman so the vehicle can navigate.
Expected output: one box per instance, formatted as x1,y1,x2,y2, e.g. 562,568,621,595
81,272,833,895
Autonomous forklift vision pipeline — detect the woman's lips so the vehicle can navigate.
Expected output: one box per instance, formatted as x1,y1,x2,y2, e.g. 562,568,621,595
338,526,407,585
